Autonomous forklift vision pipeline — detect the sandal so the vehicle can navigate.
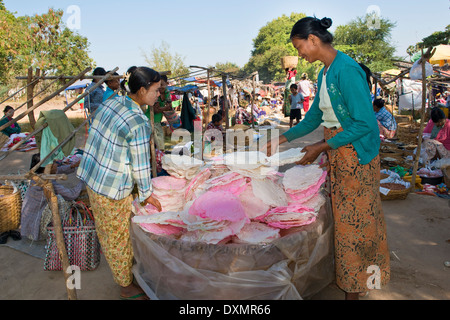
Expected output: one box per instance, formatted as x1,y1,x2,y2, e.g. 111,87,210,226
119,292,149,300
9,231,21,241
0,232,9,244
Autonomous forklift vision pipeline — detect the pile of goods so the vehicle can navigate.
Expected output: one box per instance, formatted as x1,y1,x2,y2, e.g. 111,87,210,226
396,122,421,146
132,149,329,245
379,169,411,200
0,133,37,152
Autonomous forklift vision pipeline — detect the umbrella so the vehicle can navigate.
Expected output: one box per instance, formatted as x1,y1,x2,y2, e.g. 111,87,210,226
381,69,402,77
429,44,450,66
412,45,450,66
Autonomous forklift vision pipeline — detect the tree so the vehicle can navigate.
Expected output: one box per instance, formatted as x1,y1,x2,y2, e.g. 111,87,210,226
244,13,313,83
0,4,93,94
142,41,189,79
333,15,397,72
408,24,450,57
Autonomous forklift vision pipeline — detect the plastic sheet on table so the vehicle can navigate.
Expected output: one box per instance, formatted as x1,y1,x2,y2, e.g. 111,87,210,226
131,194,334,300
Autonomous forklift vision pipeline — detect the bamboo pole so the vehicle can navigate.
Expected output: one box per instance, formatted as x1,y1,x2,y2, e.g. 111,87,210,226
29,68,119,172
15,70,171,81
149,104,158,178
0,67,91,133
206,69,211,129
0,74,44,105
26,168,77,300
14,76,64,112
0,173,67,181
410,47,435,193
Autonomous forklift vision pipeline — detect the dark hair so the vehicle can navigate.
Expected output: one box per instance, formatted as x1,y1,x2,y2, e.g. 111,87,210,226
160,75,168,83
431,107,446,123
3,105,13,113
290,83,298,90
290,17,333,44
373,98,385,110
105,71,119,83
212,114,222,123
121,66,161,94
93,67,106,76
358,63,372,89
30,153,45,174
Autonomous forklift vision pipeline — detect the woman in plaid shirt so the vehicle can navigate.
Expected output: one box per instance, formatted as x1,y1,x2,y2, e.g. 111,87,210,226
77,67,162,300
373,98,397,139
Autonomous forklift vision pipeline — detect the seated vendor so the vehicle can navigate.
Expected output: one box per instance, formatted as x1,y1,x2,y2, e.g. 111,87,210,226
204,113,225,155
422,107,450,162
373,98,397,139
0,106,21,137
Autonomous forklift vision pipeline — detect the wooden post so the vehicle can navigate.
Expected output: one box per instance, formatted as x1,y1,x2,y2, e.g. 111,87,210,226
30,168,77,300
222,74,229,129
26,67,40,129
206,69,211,130
149,103,158,179
251,75,256,129
410,47,435,193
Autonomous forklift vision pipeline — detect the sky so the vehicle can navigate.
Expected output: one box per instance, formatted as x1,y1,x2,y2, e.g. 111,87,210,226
3,0,450,75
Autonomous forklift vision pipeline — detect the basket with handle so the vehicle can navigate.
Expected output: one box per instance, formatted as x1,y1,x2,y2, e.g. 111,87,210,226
44,201,100,271
0,185,22,234
281,56,299,70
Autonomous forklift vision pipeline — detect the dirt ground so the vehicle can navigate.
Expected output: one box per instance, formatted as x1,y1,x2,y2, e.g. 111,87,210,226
0,99,449,300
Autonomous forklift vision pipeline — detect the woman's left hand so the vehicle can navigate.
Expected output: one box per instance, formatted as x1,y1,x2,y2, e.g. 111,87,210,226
296,141,331,166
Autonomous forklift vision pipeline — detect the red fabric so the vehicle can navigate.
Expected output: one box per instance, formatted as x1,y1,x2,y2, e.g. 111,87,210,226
303,96,310,112
423,119,450,150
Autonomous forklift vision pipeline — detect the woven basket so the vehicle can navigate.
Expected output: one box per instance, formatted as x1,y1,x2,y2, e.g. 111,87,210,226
396,122,421,145
443,166,450,187
380,185,411,201
0,186,22,233
281,56,299,70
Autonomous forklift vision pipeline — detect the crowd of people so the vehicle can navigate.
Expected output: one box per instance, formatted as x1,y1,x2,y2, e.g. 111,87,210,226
2,13,450,302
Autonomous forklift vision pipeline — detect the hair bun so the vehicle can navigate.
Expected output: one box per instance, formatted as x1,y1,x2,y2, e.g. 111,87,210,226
320,17,332,29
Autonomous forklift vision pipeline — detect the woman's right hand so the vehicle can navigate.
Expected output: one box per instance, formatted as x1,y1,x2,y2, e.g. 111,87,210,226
144,194,162,212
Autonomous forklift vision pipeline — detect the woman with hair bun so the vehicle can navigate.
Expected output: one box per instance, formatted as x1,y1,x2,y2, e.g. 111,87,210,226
265,16,390,300
77,66,162,300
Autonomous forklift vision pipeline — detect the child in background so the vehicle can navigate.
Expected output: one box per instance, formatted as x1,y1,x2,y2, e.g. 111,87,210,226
288,83,304,128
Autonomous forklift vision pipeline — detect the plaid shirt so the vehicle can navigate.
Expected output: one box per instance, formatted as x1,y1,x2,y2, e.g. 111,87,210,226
77,96,153,202
375,107,397,132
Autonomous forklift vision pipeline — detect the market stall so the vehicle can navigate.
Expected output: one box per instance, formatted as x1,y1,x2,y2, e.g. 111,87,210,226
130,152,335,300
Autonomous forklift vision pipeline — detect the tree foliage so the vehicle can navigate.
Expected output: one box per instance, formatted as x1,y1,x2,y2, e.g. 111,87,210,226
244,13,313,83
142,41,189,79
407,24,450,57
0,2,93,91
333,15,397,72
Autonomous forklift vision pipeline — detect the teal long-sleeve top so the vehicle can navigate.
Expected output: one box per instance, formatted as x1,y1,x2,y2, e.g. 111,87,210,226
0,116,21,137
283,51,380,165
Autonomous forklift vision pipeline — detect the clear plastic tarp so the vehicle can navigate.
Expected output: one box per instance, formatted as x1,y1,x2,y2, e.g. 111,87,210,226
131,192,334,300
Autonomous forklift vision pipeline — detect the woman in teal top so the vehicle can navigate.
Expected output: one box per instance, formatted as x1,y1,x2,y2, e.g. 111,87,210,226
265,17,390,300
0,106,21,137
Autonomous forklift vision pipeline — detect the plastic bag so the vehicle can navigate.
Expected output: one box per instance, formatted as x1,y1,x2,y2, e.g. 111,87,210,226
410,59,433,80
130,194,334,300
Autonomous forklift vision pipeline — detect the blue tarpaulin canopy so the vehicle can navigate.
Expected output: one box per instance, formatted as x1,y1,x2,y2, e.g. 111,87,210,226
168,85,199,93
65,79,91,91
